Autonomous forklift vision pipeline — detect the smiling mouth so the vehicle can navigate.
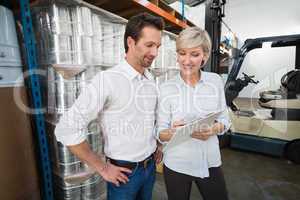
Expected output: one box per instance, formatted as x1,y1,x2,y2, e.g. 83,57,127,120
183,66,193,70
145,57,154,63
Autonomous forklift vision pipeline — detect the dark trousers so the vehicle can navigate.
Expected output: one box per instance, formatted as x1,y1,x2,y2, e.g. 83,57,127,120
163,165,229,200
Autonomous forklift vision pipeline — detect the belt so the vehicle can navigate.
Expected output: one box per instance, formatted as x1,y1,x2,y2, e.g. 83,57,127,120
107,154,154,170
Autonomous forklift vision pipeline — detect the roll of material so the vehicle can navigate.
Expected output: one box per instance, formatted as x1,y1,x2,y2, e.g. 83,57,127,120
81,175,101,200
47,68,78,113
101,21,114,65
56,186,81,200
54,174,106,200
57,142,80,164
81,175,106,200
58,162,81,176
47,67,94,114
54,120,103,175
78,7,93,36
54,175,81,200
56,141,81,176
33,2,128,67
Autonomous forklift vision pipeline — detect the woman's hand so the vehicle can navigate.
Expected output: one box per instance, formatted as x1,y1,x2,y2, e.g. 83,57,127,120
191,131,211,140
191,122,225,141
159,120,186,142
172,120,185,128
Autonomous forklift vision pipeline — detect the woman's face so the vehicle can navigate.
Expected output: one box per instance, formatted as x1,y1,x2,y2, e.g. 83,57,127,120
177,46,206,76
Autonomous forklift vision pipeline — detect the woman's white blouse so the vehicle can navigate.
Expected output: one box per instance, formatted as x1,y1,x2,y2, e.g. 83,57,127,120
156,71,231,178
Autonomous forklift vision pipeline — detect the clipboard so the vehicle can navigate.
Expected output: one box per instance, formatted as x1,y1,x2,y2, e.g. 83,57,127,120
163,111,223,152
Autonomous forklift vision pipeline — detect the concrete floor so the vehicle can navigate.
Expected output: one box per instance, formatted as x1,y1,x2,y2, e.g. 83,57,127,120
152,148,300,200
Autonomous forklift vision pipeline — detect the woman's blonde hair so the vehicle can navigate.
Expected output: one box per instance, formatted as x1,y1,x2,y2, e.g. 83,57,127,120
176,26,212,62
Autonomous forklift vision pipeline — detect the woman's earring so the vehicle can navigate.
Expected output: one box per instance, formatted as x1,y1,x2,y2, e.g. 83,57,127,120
201,60,205,66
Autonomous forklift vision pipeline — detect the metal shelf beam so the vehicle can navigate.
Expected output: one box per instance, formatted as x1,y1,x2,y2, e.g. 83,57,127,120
19,0,54,199
134,0,188,28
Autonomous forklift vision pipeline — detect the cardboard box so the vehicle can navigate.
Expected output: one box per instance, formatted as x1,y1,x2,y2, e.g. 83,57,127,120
0,86,41,200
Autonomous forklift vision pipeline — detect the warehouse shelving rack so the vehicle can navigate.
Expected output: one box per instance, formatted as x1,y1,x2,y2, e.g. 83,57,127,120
19,0,54,199
17,0,193,33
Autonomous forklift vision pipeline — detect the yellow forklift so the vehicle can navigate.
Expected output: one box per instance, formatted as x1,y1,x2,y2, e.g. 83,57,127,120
225,34,300,164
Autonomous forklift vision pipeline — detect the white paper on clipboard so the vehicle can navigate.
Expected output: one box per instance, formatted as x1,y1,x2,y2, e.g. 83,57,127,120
163,111,223,152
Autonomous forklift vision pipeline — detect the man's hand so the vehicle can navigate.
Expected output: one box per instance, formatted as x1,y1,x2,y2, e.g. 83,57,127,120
68,141,132,187
98,162,132,187
191,122,225,141
154,143,163,164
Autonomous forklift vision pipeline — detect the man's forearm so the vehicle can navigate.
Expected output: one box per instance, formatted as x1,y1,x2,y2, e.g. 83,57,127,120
159,129,174,142
68,140,132,185
68,140,106,174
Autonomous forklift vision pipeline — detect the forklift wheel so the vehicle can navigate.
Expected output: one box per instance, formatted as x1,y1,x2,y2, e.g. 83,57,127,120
285,140,300,164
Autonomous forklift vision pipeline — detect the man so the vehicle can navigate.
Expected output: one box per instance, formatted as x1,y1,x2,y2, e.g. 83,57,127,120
55,13,164,200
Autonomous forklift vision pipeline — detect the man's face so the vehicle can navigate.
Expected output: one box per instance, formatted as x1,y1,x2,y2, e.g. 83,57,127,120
128,26,162,68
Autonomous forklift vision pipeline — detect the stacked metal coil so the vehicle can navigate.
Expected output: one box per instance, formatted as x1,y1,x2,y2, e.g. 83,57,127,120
55,175,82,200
57,141,81,176
81,175,106,200
33,2,126,67
151,32,179,85
54,174,106,200
54,122,104,200
46,67,96,116
31,1,120,199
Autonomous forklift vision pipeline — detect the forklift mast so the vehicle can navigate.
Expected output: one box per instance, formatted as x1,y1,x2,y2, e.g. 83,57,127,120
204,0,226,73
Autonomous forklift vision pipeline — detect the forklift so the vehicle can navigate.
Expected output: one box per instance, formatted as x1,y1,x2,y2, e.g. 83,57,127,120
225,34,300,164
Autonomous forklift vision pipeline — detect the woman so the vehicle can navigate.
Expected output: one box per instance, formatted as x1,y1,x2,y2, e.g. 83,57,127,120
157,27,230,200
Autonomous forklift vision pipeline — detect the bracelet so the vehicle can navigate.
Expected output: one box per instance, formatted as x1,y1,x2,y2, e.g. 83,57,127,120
99,162,107,172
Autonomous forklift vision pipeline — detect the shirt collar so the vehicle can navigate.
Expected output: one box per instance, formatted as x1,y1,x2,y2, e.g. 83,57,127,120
119,59,154,81
176,70,206,86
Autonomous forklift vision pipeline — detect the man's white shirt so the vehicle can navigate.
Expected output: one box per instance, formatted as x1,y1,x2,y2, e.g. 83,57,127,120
55,60,157,162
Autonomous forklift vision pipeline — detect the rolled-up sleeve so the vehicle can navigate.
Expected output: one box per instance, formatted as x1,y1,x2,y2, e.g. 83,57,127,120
55,72,111,146
156,84,173,144
216,76,231,135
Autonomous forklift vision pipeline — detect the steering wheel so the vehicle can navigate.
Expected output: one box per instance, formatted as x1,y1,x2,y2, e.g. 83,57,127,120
242,73,259,84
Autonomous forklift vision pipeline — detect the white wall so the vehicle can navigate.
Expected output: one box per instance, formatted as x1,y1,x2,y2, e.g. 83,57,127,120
223,0,300,41
222,0,300,98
